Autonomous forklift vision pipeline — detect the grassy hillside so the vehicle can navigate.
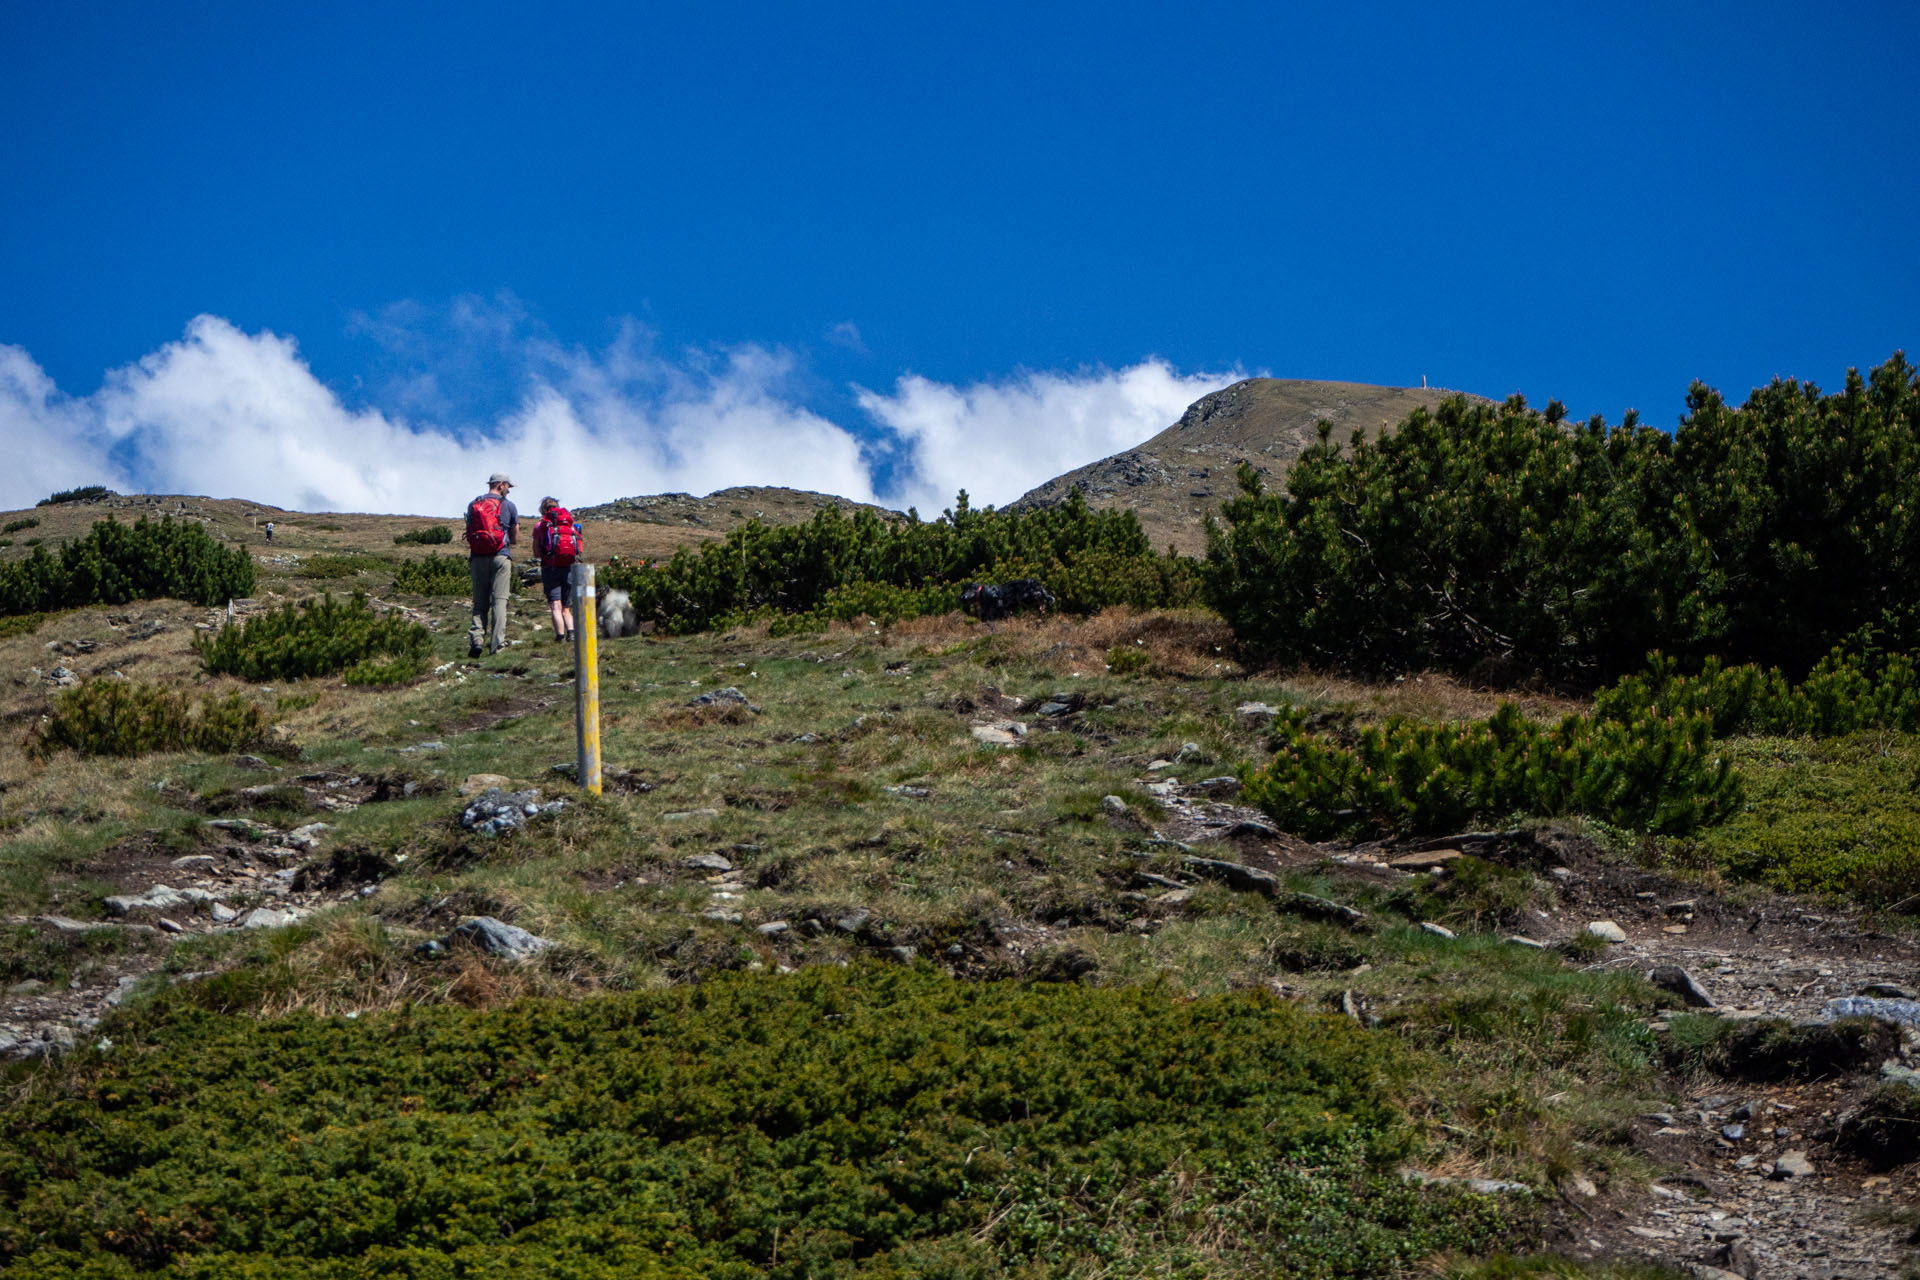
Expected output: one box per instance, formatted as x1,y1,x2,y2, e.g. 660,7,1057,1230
1,582,1916,1274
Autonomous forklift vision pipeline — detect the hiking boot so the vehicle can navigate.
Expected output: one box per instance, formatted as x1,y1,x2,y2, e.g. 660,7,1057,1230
468,645,483,659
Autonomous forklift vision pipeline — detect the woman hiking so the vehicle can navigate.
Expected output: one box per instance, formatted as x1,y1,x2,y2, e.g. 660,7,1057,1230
533,497,584,642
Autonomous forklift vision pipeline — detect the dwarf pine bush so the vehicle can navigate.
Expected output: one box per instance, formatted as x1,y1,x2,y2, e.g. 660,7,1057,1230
28,679,274,760
37,484,113,506
195,593,433,682
1206,353,1920,682
393,525,455,545
0,967,1529,1276
600,490,1197,634
1242,701,1740,839
1594,648,1920,737
0,517,255,617
392,552,474,595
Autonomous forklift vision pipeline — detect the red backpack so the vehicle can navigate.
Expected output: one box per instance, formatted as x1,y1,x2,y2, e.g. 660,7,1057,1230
542,508,581,566
466,495,507,555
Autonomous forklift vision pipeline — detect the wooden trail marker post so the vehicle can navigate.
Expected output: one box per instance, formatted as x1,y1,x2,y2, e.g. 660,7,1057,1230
570,563,602,795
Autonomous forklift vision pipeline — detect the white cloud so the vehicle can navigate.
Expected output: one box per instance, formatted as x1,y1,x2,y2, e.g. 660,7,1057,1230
0,343,134,501
0,313,1239,520
0,315,880,515
856,359,1241,513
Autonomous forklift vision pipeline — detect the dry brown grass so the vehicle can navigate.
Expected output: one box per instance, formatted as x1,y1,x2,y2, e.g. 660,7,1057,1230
1273,669,1589,724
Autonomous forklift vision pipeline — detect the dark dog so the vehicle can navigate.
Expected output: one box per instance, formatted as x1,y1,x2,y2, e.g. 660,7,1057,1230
959,579,1056,621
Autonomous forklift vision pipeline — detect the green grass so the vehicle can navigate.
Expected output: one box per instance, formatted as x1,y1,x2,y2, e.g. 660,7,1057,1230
1669,733,1920,907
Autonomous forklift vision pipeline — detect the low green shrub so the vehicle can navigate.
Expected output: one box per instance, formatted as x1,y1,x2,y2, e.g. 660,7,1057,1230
1242,701,1741,839
0,517,254,617
296,553,390,580
27,680,274,760
600,490,1195,635
1673,733,1920,908
1595,649,1920,737
37,485,113,506
393,553,474,595
393,525,455,545
1,517,38,534
0,967,1530,1277
195,593,433,683
0,612,48,639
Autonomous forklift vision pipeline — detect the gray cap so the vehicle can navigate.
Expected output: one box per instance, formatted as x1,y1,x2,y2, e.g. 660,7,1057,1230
489,472,513,487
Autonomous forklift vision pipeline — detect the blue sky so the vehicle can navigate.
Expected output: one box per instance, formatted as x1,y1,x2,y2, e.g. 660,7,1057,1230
2,1,1914,514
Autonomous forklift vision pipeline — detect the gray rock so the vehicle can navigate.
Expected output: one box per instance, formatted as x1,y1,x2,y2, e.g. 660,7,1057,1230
1721,1123,1745,1141
459,787,566,835
687,686,760,712
832,910,872,935
1649,965,1717,1008
684,852,734,872
232,754,278,770
1859,982,1918,999
1822,995,1920,1027
663,808,721,821
1034,700,1075,718
207,818,284,842
1880,1059,1920,1087
239,907,303,929
1421,922,1456,940
970,722,1026,746
756,920,790,936
1101,795,1129,816
1586,920,1628,943
701,909,744,923
449,916,555,960
1284,891,1367,928
1504,936,1546,949
1193,776,1241,797
104,885,215,915
209,903,238,923
1235,702,1279,720
1180,855,1278,897
885,945,917,963
1174,742,1205,762
884,785,930,798
1768,1150,1814,1179
286,822,331,850
48,665,79,688
37,915,113,932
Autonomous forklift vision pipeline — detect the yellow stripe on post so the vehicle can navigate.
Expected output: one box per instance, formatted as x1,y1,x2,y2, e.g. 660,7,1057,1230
571,562,602,795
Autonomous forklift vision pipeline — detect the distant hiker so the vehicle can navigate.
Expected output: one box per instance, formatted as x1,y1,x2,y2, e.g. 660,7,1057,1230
534,496,584,642
465,472,520,657
263,521,275,543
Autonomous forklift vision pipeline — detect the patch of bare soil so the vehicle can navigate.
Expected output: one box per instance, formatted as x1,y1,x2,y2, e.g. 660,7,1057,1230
0,767,442,1061
1403,828,1920,1279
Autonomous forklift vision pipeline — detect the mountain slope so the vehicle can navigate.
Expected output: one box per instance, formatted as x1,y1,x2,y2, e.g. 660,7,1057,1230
1011,378,1484,555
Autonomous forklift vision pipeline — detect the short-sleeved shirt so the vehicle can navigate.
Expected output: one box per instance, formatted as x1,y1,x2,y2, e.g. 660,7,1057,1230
466,494,519,557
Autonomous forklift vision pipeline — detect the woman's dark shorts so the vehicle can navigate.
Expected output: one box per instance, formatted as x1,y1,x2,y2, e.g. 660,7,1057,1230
541,563,572,602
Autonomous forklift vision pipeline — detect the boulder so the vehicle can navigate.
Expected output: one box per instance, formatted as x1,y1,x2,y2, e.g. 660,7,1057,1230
1649,965,1717,1008
1586,920,1628,944
449,916,556,960
459,787,567,835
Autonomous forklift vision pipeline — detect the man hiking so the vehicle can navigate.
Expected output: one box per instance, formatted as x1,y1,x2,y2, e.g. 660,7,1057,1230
465,472,520,657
